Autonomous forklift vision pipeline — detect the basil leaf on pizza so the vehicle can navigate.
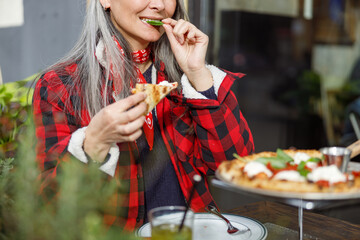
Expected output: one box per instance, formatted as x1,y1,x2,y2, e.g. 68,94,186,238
307,157,322,163
297,161,311,177
254,149,294,169
255,157,287,169
276,148,293,162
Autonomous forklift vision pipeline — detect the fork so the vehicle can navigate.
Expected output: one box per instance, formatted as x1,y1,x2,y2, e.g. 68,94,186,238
205,205,241,234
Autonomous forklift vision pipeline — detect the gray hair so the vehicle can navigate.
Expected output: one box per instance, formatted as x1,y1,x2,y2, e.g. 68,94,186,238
39,0,187,119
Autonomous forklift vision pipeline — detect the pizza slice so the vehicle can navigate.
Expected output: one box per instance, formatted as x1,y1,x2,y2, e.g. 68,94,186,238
131,81,178,114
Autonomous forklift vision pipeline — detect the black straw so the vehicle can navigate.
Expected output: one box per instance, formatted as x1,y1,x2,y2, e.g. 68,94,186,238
178,174,202,232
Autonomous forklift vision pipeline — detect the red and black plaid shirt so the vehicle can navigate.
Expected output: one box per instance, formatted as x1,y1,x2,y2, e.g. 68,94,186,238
32,62,254,231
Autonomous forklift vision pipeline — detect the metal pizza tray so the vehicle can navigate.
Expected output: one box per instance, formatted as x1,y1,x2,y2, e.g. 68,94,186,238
212,162,360,210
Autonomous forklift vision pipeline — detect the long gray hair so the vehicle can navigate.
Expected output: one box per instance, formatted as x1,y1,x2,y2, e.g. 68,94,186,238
39,0,187,119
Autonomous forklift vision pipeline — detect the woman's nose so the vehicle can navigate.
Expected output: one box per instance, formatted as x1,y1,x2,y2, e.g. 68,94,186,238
148,0,165,11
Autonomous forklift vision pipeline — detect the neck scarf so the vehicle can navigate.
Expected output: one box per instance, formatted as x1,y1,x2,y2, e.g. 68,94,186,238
112,37,154,150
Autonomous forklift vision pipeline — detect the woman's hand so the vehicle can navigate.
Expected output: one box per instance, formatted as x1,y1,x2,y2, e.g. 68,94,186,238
83,93,147,163
162,18,213,91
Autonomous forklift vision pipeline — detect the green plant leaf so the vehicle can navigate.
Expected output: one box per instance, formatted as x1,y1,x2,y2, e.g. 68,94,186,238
0,74,36,107
0,157,14,177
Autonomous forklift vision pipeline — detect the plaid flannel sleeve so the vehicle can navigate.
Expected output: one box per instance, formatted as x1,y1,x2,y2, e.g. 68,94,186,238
181,65,254,173
32,71,83,190
33,70,121,186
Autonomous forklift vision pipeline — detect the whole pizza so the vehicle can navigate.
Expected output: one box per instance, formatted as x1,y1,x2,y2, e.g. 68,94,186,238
217,149,360,193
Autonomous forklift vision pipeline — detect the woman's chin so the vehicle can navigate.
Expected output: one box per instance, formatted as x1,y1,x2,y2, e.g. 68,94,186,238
144,34,162,43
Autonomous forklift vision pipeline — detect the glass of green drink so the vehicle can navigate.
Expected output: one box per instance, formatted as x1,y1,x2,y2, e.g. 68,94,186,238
148,206,194,240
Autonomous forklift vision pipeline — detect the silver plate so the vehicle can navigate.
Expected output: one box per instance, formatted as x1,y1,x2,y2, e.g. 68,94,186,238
213,162,360,210
137,213,267,240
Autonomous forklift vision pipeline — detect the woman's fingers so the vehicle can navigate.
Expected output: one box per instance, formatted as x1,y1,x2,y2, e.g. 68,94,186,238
115,92,147,113
116,115,145,136
101,93,147,126
163,18,189,45
88,93,147,139
84,94,148,162
120,128,143,142
162,18,178,26
186,29,197,44
172,19,189,44
117,101,147,124
111,94,147,140
163,18,204,45
163,22,181,47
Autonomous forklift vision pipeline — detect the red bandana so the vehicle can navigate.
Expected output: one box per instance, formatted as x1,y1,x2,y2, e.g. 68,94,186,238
112,37,154,150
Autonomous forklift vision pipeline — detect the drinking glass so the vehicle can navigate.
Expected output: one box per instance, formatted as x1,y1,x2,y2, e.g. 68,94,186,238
148,206,194,240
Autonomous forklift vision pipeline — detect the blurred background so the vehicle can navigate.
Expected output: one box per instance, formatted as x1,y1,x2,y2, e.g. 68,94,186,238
186,0,360,153
1,0,360,226
1,0,360,151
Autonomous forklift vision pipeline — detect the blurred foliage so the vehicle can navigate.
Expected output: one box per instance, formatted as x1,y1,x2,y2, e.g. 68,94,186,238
0,74,36,158
274,70,322,116
0,121,140,240
0,75,140,239
333,79,360,145
335,80,360,115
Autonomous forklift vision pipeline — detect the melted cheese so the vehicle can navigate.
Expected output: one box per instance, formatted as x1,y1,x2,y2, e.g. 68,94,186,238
305,161,318,170
293,152,310,164
273,170,306,182
307,165,346,184
244,162,273,178
293,152,318,169
159,81,173,87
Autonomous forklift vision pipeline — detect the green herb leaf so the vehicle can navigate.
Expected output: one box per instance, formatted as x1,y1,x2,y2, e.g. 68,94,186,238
146,20,163,26
255,157,287,169
298,168,311,177
276,148,293,162
297,161,306,171
297,160,311,177
232,153,248,162
307,157,321,163
253,149,293,169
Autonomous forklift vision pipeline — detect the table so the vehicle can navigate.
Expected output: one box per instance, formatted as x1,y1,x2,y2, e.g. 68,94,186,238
227,201,360,240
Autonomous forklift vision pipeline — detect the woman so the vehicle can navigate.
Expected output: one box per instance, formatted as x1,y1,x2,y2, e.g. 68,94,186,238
33,0,254,231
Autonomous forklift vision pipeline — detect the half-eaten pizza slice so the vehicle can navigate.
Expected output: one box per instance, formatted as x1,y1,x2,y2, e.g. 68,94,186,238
131,81,178,114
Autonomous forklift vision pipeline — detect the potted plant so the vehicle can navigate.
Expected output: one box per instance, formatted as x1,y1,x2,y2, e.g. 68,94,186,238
0,75,35,158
